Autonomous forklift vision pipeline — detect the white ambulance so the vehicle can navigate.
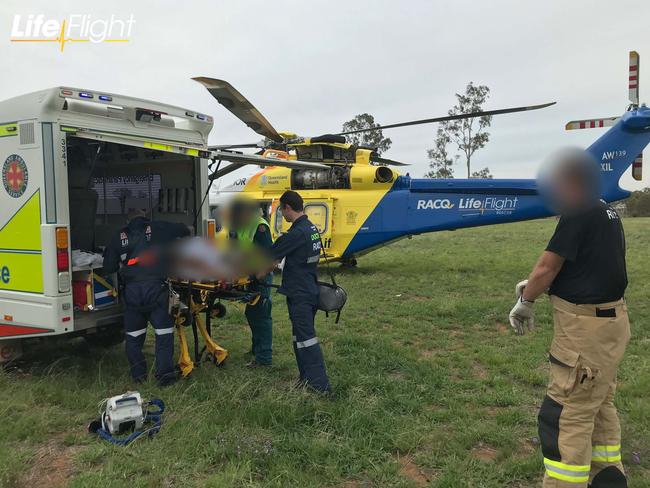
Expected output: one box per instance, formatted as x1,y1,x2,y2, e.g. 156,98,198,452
0,85,326,362
0,86,226,362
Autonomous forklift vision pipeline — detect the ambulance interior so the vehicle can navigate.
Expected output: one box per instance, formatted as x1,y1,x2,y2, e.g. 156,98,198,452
66,137,200,325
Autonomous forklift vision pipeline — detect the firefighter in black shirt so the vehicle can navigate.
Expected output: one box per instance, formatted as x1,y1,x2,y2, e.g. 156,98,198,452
509,156,629,487
103,209,190,386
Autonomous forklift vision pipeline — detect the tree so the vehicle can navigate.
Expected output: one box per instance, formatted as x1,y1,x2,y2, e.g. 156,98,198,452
425,127,455,178
471,167,493,179
342,113,392,155
426,82,493,178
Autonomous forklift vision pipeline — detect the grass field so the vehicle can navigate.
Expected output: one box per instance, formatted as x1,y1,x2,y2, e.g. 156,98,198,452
1,218,649,488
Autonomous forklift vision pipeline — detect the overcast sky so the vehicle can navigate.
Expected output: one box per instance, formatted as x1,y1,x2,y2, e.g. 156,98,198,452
2,0,649,190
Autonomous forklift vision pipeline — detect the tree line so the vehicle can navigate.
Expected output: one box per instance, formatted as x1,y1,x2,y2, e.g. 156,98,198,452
626,188,650,216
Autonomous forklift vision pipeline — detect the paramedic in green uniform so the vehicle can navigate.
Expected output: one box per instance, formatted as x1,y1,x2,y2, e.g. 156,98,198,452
229,200,274,367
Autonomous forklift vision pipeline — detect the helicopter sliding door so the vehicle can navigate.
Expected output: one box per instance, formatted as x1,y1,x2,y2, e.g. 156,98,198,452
272,198,333,252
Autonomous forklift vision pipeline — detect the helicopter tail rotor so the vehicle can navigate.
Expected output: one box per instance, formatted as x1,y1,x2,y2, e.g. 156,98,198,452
565,51,643,181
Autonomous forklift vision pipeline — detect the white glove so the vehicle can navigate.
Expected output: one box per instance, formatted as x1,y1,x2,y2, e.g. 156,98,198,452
515,280,528,298
509,296,535,335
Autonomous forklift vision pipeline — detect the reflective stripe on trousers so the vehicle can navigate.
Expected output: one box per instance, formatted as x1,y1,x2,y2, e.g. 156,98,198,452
154,327,174,335
127,328,147,337
544,458,590,484
592,444,622,463
293,336,319,349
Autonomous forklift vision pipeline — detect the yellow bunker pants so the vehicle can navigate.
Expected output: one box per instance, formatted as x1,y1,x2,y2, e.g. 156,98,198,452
539,296,630,488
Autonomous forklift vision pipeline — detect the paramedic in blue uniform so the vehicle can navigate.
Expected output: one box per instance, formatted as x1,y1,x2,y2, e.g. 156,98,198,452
269,191,331,393
103,208,190,386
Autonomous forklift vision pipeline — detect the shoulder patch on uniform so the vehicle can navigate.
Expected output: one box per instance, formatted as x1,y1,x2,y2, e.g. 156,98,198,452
258,224,267,233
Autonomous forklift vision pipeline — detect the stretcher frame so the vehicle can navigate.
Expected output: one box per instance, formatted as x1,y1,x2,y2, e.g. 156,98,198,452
169,278,260,376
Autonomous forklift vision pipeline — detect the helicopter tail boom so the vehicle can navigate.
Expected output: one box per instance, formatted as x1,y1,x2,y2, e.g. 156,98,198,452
586,106,650,201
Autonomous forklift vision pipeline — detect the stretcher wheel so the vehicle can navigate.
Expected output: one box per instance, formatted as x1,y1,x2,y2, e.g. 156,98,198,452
176,308,193,327
210,302,227,319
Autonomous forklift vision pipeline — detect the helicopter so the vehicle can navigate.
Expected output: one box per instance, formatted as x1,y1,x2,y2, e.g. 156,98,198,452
196,51,647,266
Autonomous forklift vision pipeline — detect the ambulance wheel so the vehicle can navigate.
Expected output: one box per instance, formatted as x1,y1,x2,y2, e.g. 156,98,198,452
210,302,227,319
85,325,125,348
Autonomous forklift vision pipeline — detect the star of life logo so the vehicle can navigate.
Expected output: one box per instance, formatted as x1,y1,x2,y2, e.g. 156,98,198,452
2,154,28,198
10,14,136,52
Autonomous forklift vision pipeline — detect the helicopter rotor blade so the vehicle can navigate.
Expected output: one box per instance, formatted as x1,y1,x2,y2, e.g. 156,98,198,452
193,77,284,143
336,102,556,136
629,51,640,107
210,150,328,174
369,154,410,166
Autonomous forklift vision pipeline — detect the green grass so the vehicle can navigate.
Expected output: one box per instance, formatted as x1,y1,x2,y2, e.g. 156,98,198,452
1,218,649,487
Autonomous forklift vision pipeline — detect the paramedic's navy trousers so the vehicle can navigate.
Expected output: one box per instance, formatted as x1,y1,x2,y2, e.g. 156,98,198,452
123,280,175,385
245,296,273,365
287,298,330,392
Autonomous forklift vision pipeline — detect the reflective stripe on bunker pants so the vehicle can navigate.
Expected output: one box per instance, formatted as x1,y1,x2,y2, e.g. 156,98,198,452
287,298,330,392
124,281,176,383
538,296,630,488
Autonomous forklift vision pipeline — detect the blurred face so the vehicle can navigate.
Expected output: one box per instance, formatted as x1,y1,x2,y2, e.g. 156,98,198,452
555,171,589,210
538,147,600,216
228,201,255,230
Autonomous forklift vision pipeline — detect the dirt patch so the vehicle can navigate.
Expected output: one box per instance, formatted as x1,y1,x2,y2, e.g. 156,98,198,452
419,349,437,359
18,436,84,488
409,295,432,302
388,370,407,381
426,403,447,412
485,406,506,417
495,321,509,333
471,442,499,462
398,455,430,487
519,437,538,455
473,363,489,380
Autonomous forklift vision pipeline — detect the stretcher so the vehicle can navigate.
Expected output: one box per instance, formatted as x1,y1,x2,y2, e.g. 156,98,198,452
168,278,260,377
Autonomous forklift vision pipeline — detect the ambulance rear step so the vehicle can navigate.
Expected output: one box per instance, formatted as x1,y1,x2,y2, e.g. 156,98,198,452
74,307,123,331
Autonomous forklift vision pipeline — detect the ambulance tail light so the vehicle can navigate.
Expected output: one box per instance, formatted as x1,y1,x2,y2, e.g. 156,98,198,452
56,227,71,293
57,250,69,271
206,220,216,241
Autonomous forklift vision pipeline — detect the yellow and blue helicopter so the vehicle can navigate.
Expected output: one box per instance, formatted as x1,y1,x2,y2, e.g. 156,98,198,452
196,51,646,266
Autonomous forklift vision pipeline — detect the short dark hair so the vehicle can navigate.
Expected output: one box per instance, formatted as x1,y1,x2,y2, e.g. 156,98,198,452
279,190,303,212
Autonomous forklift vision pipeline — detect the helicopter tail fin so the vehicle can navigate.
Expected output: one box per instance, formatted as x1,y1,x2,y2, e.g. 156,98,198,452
585,106,650,201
